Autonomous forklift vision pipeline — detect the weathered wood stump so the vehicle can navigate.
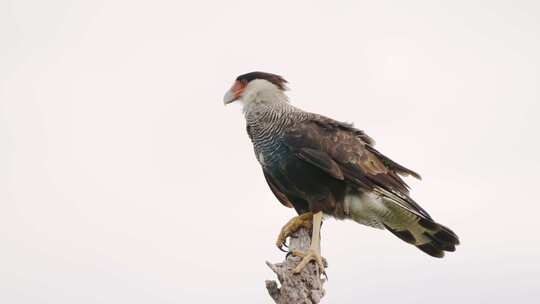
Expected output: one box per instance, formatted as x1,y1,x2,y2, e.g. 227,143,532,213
265,228,326,304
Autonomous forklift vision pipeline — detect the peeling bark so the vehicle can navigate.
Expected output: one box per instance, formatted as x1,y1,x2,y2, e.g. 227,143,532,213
265,228,326,304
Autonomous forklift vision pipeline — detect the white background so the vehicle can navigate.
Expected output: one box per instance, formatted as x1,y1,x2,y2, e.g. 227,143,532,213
1,1,539,303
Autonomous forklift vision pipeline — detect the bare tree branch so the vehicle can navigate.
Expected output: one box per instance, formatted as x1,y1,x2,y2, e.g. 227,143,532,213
265,228,326,304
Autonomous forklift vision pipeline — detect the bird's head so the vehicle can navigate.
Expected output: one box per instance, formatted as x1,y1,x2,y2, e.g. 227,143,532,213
223,72,289,107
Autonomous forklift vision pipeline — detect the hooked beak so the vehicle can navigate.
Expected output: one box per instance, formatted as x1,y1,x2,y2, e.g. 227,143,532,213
223,89,236,105
223,81,245,105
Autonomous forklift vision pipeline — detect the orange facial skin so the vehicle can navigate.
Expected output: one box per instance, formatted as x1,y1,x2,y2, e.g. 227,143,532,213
230,80,246,100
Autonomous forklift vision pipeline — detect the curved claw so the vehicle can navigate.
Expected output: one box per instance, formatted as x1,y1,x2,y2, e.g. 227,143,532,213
275,212,313,253
276,239,289,252
291,249,326,275
276,234,288,252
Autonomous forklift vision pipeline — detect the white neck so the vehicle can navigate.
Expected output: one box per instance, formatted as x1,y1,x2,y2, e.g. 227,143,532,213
240,79,288,113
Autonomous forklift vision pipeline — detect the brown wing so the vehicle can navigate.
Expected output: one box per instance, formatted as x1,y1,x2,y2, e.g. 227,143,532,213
283,115,431,219
296,148,344,180
263,170,294,208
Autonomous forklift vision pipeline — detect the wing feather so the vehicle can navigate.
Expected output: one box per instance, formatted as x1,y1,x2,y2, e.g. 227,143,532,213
263,171,294,208
283,115,430,219
296,148,344,180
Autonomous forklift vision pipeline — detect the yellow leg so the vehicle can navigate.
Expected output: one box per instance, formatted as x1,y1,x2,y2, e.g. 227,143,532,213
276,212,313,251
291,211,326,274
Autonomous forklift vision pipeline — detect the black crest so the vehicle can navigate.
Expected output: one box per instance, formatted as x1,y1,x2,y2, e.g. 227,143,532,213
236,72,288,90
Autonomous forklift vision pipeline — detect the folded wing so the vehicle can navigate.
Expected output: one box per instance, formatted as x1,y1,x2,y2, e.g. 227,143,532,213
282,115,431,219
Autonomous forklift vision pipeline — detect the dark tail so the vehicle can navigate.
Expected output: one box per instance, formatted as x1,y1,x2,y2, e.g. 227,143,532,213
384,217,460,258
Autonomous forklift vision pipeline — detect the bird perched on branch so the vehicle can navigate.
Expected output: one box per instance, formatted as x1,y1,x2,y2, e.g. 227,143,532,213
224,72,460,274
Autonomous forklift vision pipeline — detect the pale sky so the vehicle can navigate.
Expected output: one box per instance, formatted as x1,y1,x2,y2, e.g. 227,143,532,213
1,1,539,303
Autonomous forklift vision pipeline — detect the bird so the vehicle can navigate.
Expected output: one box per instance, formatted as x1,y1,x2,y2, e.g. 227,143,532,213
224,71,460,274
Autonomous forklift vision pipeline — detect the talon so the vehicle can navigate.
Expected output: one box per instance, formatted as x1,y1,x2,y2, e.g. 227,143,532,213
275,212,313,252
291,248,326,275
288,212,326,276
278,245,288,253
